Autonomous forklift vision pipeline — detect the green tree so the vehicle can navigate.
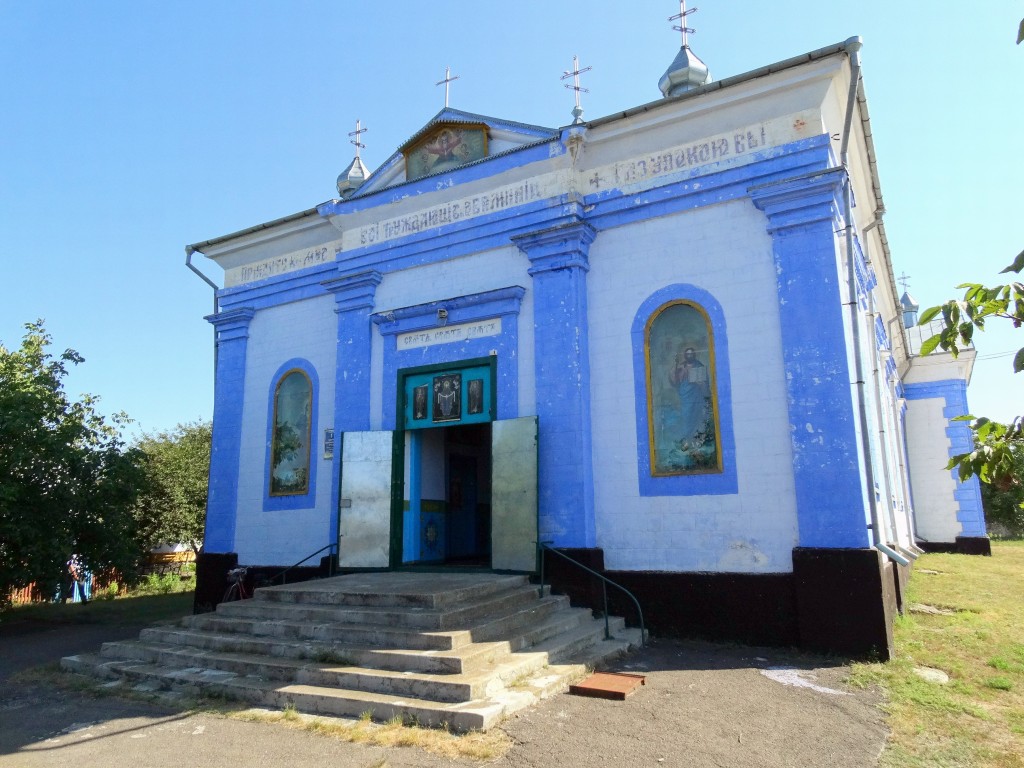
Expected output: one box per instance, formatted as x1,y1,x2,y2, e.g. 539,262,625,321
133,421,211,554
919,251,1024,487
0,321,143,606
980,444,1024,537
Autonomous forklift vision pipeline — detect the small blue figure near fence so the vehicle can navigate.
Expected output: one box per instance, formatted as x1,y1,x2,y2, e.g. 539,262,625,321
63,553,90,604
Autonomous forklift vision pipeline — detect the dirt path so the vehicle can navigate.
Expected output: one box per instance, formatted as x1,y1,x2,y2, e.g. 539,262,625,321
0,620,887,767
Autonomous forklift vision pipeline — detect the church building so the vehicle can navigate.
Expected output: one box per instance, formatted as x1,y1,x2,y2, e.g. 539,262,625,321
186,27,987,659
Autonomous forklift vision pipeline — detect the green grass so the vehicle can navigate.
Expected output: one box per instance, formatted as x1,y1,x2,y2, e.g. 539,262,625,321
849,541,1024,767
1,590,194,628
131,570,195,596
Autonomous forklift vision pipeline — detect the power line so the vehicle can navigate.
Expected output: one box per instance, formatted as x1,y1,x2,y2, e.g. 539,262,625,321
974,350,1018,361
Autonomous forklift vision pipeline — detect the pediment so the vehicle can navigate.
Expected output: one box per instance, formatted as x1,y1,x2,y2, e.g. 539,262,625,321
352,108,559,197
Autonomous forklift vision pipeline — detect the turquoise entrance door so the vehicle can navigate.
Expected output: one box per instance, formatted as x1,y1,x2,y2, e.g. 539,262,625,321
400,360,494,566
393,359,537,572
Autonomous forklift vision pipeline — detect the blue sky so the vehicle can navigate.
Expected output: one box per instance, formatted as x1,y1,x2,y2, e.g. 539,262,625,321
1,1,1021,437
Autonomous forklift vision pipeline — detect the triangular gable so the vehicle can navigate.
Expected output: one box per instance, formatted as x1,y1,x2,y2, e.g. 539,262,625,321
353,108,559,197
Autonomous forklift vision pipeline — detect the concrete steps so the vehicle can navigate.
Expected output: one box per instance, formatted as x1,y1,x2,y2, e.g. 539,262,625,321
61,571,643,731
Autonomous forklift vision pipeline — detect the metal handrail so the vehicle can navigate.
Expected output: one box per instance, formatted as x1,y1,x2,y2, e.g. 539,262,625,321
537,541,646,647
265,543,338,586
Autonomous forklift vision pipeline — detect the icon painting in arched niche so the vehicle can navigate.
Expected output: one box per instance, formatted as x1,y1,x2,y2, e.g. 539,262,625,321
645,301,721,475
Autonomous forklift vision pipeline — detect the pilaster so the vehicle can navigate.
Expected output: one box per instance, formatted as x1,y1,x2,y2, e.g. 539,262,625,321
322,270,383,431
512,218,596,548
322,270,382,547
204,307,256,553
749,169,870,549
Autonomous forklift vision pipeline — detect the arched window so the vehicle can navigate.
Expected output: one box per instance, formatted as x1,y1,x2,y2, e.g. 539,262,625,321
270,369,312,496
645,300,721,476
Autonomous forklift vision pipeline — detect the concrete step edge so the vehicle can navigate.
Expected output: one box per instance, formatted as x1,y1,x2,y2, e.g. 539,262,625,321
253,574,530,609
209,585,551,631
62,654,521,732
98,639,546,703
186,614,460,650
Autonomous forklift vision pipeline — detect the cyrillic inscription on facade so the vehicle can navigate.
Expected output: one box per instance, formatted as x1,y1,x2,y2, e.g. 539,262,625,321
397,318,502,350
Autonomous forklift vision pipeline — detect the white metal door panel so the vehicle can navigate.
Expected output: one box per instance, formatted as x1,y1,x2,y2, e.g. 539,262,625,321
490,416,538,572
339,431,393,568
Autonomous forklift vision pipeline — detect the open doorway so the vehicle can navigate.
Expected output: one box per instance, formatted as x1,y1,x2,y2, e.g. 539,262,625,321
402,422,492,567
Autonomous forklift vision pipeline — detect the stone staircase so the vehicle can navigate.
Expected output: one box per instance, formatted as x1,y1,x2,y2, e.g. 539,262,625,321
61,572,643,731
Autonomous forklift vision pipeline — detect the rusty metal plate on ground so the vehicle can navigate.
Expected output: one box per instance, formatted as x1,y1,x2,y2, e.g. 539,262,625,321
569,671,646,700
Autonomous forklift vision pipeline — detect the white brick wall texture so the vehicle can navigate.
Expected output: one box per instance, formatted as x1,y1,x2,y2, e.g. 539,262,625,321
905,397,961,543
234,294,337,565
587,200,800,573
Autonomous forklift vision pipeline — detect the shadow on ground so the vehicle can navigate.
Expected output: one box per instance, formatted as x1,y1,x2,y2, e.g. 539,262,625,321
0,609,887,768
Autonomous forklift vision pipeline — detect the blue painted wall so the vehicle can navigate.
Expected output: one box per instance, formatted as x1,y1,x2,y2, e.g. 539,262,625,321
750,169,871,549
515,218,596,548
204,307,255,553
373,287,525,429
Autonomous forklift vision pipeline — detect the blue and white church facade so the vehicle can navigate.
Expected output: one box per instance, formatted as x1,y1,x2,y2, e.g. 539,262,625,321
188,38,986,659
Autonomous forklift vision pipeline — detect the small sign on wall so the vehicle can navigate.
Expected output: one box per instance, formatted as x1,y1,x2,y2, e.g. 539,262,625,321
396,318,501,351
323,428,335,460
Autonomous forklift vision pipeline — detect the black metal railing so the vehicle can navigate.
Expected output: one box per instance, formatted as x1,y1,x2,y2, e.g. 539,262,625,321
537,541,646,647
265,542,338,586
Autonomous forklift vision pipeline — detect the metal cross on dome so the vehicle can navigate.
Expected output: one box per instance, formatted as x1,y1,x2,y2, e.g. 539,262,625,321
436,66,460,108
348,119,367,159
561,55,592,124
669,0,699,48
897,271,912,292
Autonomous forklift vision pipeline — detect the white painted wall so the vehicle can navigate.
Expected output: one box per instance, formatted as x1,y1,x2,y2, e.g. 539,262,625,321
905,397,961,543
234,294,337,565
587,200,799,573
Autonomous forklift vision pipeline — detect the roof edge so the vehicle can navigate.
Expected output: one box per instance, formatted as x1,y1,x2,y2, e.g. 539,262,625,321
582,38,857,131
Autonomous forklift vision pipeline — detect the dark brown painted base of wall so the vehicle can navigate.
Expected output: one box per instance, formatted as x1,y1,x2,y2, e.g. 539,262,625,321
542,546,897,659
792,547,895,660
198,546,897,658
892,558,911,615
540,548,798,647
917,536,993,556
193,553,336,613
193,551,237,614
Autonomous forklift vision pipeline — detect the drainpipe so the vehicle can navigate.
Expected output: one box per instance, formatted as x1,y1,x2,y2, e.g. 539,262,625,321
186,245,220,314
862,212,917,561
185,245,222,367
839,38,910,568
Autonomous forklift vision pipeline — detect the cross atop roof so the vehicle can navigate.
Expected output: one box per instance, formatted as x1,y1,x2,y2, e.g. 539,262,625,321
561,55,592,124
436,66,460,108
348,119,367,160
669,0,699,48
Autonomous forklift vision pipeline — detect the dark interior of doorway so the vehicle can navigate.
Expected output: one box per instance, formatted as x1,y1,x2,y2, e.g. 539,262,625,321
441,422,491,568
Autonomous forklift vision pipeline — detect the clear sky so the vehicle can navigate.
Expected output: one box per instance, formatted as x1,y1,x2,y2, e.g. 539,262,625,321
1,1,1021,437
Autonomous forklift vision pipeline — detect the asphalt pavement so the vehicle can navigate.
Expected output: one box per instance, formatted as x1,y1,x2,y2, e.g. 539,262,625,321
0,612,887,767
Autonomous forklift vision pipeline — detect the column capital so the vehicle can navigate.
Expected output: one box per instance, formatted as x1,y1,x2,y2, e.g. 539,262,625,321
321,269,383,313
748,168,846,233
512,219,596,276
205,307,256,341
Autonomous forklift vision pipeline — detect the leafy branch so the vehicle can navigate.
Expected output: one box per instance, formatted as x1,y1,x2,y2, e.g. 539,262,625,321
919,251,1024,487
918,250,1024,371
